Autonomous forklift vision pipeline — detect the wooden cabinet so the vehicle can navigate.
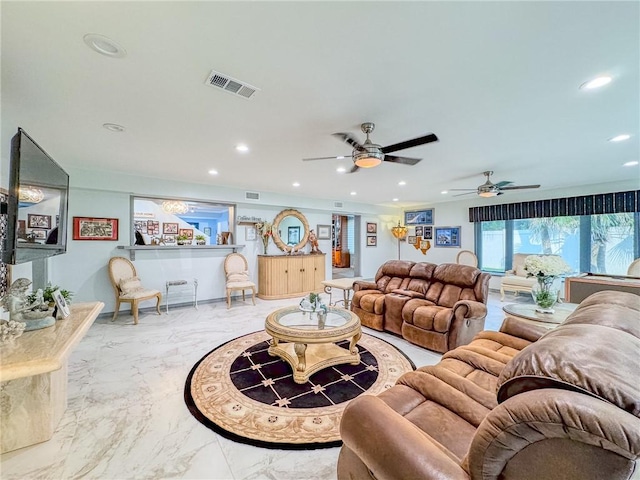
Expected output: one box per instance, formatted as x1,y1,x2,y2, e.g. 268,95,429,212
258,254,325,299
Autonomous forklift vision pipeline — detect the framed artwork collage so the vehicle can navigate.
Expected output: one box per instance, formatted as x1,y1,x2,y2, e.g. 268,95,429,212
404,209,461,249
366,222,377,247
20,213,59,244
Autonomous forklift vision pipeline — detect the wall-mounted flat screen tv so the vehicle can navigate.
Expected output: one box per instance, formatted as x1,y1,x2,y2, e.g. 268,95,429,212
2,128,69,264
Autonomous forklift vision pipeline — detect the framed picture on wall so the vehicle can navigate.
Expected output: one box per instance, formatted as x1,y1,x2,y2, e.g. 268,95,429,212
407,235,417,245
367,235,377,247
423,226,433,240
147,220,160,235
404,209,434,226
28,214,51,229
434,226,461,247
203,227,212,236
73,217,119,240
246,226,257,241
163,222,178,234
288,226,300,245
414,226,423,237
31,229,48,240
366,222,377,234
163,235,176,244
317,224,331,240
179,228,194,240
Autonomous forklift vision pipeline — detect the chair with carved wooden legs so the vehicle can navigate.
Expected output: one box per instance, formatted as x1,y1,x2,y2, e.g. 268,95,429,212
108,256,162,324
224,253,256,309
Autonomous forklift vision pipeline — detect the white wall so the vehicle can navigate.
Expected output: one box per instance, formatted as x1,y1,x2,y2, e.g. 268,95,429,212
7,167,635,312
32,171,400,313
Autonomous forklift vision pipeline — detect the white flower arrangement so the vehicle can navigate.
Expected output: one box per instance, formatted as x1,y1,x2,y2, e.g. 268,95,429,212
524,255,571,278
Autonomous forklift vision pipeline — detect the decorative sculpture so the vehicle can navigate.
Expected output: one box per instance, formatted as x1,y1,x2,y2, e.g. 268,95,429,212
308,229,322,254
0,278,55,331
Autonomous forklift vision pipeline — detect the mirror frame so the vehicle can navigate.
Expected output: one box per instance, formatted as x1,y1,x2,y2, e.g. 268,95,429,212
272,208,310,252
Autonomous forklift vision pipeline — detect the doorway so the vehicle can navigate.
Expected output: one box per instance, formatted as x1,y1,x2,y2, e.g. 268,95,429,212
331,214,361,279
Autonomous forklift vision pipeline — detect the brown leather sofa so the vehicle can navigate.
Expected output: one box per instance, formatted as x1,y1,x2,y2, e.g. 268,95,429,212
338,290,640,480
351,260,490,353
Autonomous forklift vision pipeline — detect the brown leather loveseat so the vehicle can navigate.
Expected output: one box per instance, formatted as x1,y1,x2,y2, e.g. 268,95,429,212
338,290,640,480
351,260,490,353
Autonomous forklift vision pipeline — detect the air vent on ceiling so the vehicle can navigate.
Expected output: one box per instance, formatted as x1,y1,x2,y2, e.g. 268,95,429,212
205,70,260,99
245,191,261,201
334,201,344,209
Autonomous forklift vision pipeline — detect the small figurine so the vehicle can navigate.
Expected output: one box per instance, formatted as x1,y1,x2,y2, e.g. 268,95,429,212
308,229,322,254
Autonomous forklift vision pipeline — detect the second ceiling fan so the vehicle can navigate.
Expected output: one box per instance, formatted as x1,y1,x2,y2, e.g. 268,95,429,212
302,122,439,173
451,171,541,197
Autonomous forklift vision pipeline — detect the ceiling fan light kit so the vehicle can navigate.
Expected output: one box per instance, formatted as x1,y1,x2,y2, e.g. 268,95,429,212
451,171,541,198
303,122,438,173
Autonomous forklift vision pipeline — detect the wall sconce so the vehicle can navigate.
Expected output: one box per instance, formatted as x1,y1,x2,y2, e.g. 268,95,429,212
391,221,408,259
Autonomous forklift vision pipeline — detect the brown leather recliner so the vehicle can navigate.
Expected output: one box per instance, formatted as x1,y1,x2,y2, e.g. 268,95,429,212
351,260,490,353
338,290,640,480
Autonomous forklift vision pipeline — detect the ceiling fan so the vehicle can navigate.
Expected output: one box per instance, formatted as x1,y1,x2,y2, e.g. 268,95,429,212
302,122,438,173
451,171,541,197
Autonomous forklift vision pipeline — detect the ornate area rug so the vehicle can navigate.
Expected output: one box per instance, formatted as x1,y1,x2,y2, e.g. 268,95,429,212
184,330,414,449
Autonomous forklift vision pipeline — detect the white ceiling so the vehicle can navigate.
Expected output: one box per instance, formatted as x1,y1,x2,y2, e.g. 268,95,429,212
2,1,638,208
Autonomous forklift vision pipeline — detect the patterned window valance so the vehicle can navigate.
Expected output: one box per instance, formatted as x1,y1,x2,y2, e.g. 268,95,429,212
468,190,640,223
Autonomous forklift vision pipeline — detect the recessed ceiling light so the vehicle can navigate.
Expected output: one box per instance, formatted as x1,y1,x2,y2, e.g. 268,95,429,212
292,182,300,187
336,166,346,173
623,161,639,167
441,190,448,194
579,75,612,90
235,144,249,152
102,123,125,132
398,181,406,186
350,191,357,196
392,198,399,202
208,169,218,175
83,34,126,58
609,134,631,142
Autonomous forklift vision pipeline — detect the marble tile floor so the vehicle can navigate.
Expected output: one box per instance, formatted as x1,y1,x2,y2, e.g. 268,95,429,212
1,290,520,480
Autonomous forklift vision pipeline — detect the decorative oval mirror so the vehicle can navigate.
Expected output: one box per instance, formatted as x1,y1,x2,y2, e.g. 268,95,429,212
272,208,309,252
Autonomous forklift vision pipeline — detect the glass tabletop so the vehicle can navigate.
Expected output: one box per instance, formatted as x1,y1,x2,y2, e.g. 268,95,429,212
273,307,350,330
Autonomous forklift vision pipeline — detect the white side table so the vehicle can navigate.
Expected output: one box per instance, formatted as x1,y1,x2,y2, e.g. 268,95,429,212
165,278,198,313
321,277,362,310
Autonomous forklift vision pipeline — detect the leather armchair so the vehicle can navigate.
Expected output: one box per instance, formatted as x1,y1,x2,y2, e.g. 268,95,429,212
338,291,640,480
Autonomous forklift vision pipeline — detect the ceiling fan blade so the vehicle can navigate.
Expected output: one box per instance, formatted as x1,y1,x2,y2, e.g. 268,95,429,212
383,155,422,166
332,132,364,150
302,155,352,161
494,180,513,188
346,165,360,174
449,188,477,191
500,184,541,190
381,133,438,154
452,192,477,197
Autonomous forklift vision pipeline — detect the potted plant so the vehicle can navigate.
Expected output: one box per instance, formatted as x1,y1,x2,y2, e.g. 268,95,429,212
27,284,73,307
195,234,206,245
177,234,191,245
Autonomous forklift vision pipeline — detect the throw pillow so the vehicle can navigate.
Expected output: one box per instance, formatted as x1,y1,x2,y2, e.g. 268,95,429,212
119,276,144,295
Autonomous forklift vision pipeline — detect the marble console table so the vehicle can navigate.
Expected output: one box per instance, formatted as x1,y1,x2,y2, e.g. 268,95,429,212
0,301,104,453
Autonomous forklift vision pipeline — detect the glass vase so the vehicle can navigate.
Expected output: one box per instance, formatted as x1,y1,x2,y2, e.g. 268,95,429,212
531,276,558,313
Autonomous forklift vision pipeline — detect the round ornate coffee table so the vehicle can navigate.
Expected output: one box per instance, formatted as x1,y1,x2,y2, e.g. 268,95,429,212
502,302,578,328
265,305,362,384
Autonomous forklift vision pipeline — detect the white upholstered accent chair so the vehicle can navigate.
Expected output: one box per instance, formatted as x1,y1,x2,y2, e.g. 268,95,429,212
108,256,162,324
224,253,256,309
456,250,478,267
500,253,538,301
627,258,640,277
